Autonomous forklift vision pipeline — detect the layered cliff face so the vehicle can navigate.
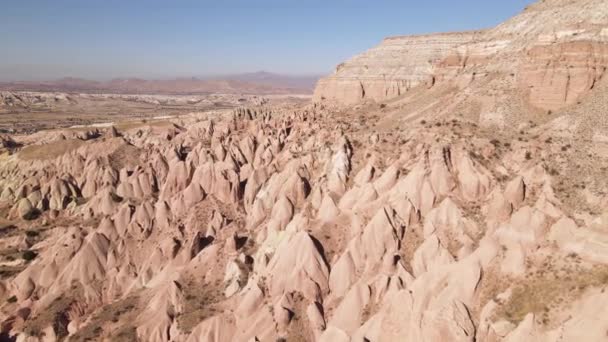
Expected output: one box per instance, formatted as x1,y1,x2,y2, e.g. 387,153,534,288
520,39,608,111
314,0,608,114
314,32,482,105
2,1,608,341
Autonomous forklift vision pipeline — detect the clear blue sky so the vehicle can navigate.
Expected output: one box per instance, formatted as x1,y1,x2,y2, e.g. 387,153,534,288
0,0,533,81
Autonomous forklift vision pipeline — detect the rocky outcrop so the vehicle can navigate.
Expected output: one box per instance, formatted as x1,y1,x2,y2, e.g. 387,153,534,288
520,40,608,111
1,95,607,342
313,31,482,105
314,0,608,113
1,1,608,341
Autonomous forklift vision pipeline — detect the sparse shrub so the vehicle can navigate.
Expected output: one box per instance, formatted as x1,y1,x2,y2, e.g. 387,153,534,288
25,230,39,238
7,296,17,303
420,120,427,125
496,263,608,325
525,151,532,160
22,250,37,261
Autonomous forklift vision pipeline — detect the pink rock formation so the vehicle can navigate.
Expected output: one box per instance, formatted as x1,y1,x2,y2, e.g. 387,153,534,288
0,1,607,341
314,0,608,114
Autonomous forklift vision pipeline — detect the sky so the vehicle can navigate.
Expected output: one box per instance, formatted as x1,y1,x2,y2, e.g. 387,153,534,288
0,0,533,81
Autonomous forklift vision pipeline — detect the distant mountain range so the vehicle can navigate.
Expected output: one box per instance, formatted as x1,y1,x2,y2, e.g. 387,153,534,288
0,72,320,95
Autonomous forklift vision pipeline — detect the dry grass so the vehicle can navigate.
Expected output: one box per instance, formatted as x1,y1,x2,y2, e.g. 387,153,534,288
314,216,351,265
0,218,16,234
0,264,26,279
24,286,85,339
18,139,86,161
177,278,225,333
284,292,314,342
0,92,234,133
400,222,425,274
494,258,608,325
108,143,142,170
114,119,176,131
472,261,511,321
69,295,139,342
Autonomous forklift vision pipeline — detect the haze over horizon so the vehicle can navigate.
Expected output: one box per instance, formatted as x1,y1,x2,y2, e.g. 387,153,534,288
1,0,532,81
3,1,608,341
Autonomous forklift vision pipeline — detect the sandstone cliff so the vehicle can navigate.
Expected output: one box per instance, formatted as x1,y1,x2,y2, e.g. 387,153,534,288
2,1,608,341
314,31,483,105
314,0,608,114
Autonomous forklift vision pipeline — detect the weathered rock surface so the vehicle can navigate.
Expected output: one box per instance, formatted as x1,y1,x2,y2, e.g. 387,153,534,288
0,1,607,341
314,0,608,114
